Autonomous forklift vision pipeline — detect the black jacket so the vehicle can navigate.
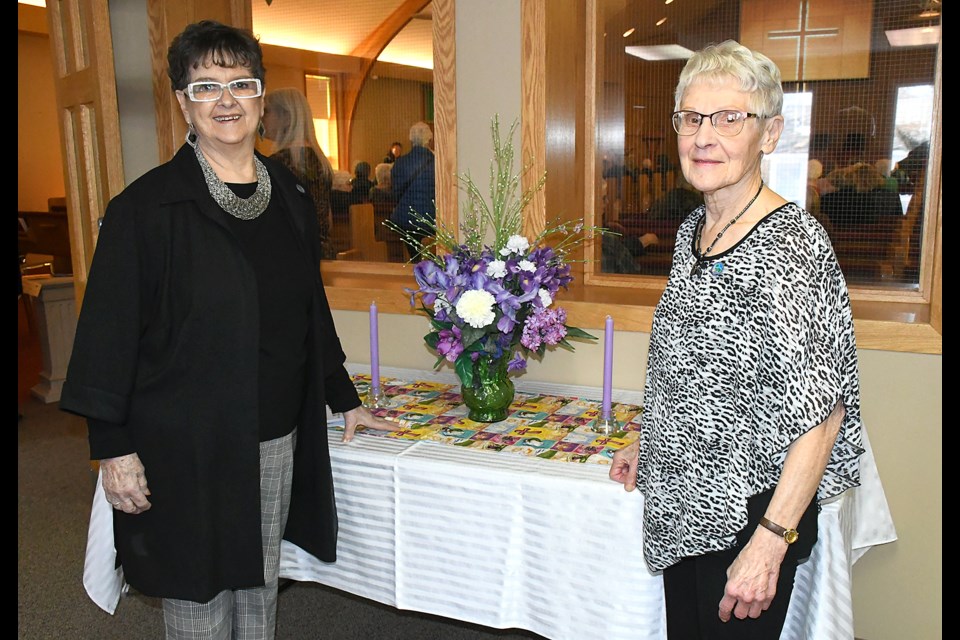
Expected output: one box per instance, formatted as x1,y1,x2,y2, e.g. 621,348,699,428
59,144,360,601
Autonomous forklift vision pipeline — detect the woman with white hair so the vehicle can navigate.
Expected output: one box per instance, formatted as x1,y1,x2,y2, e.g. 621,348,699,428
609,40,864,638
389,121,436,259
262,87,336,258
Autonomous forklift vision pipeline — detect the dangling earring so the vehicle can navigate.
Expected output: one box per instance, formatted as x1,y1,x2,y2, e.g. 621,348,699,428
258,121,266,139
185,123,198,148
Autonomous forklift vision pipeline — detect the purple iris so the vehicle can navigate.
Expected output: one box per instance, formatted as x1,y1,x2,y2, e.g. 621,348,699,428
436,326,464,362
507,352,527,372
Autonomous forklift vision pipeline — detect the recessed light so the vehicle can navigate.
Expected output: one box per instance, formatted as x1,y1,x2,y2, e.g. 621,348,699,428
623,27,636,38
885,25,940,47
656,17,668,27
625,44,695,61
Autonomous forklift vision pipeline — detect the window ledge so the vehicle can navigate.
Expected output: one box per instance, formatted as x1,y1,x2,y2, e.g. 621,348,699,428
322,266,942,355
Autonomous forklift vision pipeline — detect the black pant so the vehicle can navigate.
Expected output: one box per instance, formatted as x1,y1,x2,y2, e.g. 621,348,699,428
662,488,818,639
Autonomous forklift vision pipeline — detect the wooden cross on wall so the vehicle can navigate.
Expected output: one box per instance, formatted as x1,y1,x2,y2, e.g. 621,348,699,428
741,0,873,81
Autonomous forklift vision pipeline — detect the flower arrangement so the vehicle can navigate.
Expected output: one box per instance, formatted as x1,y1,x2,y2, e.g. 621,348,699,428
387,116,601,420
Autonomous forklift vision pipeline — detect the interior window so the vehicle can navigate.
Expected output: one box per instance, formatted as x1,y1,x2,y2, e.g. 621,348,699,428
253,1,435,263
595,0,940,288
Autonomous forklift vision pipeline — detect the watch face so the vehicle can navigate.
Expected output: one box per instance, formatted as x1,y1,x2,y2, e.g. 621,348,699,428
784,529,799,544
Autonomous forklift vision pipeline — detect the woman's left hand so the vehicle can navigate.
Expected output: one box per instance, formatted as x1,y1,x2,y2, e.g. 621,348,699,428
718,530,788,622
341,406,401,443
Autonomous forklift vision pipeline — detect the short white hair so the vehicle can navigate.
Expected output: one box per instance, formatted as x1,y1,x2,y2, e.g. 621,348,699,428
374,162,392,186
675,40,783,117
409,121,433,147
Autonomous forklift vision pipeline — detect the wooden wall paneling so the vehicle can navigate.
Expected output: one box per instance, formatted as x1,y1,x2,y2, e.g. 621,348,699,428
540,0,589,269
924,53,942,334
741,0,872,82
582,0,599,274
45,0,125,306
521,0,546,239
432,0,457,233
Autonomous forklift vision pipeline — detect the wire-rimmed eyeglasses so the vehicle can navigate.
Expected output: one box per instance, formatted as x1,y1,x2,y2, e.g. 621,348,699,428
671,110,760,137
184,78,263,103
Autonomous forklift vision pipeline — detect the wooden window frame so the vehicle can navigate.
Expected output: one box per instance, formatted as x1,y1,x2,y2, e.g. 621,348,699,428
521,0,941,354
323,0,941,355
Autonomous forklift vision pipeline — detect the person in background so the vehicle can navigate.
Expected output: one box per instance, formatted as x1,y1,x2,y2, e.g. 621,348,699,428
261,87,336,259
370,162,404,262
610,40,863,639
383,141,403,164
350,161,374,202
370,162,394,204
390,121,436,259
59,20,396,639
330,168,352,216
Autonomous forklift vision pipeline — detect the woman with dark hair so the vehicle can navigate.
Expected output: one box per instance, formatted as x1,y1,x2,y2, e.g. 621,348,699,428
610,40,864,639
59,20,395,638
350,161,375,202
262,87,336,259
384,141,403,163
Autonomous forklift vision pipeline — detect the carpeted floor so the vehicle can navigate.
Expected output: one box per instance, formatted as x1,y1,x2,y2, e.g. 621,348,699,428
18,298,542,640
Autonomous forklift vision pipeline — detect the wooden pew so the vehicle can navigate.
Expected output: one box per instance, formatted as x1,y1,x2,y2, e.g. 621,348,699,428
339,203,388,262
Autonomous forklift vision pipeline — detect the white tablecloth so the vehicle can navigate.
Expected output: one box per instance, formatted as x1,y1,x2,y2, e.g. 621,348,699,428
83,366,897,640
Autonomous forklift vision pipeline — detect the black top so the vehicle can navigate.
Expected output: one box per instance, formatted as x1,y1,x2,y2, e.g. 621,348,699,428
225,183,313,442
59,144,361,600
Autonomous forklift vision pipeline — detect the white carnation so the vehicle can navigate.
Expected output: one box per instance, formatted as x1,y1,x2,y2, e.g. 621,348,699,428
486,260,507,279
499,234,530,256
455,289,496,328
538,288,552,307
518,260,536,272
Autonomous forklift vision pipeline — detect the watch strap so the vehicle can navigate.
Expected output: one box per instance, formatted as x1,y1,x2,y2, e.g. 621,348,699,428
758,516,799,544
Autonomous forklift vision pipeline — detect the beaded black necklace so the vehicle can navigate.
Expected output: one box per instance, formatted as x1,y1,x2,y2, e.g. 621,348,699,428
689,182,763,277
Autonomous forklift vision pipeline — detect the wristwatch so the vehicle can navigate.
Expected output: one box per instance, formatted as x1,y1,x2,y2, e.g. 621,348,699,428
758,516,799,544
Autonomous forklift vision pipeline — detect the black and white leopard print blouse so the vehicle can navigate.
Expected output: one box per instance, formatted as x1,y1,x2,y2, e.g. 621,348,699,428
637,202,865,572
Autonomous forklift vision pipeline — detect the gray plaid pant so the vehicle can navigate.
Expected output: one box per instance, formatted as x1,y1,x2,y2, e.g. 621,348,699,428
162,430,296,640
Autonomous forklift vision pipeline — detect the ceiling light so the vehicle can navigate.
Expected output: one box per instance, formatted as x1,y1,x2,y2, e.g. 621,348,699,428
625,44,695,61
623,28,636,38
665,0,674,4
885,25,940,47
656,17,668,27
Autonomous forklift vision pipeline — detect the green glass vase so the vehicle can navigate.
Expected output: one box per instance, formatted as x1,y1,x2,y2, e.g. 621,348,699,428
461,356,515,422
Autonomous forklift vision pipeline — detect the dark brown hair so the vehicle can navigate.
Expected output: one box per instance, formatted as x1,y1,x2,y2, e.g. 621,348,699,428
166,20,265,91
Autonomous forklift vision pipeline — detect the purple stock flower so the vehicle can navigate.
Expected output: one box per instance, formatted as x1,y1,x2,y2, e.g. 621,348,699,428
520,306,568,351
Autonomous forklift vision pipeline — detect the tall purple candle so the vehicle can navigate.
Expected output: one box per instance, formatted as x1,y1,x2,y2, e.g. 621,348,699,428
370,301,380,395
602,315,613,420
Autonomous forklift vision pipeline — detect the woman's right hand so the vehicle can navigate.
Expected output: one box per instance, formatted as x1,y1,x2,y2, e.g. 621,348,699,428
609,440,640,491
101,453,152,514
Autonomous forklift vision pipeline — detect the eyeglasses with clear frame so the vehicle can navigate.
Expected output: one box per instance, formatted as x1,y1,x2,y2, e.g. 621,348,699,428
184,78,263,102
671,110,760,137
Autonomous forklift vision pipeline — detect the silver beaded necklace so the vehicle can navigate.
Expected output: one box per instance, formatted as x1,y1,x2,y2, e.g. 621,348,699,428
689,182,763,277
192,141,272,220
